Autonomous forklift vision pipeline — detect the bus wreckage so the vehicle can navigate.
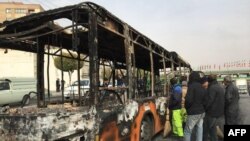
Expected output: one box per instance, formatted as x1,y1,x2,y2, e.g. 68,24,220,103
0,2,191,141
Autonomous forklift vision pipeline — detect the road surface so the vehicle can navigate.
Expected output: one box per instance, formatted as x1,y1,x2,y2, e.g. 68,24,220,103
238,94,250,124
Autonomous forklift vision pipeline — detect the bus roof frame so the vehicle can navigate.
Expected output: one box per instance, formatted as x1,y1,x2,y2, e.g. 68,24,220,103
0,2,191,107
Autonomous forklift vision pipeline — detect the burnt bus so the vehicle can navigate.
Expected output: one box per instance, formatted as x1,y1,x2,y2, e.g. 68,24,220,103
0,2,191,141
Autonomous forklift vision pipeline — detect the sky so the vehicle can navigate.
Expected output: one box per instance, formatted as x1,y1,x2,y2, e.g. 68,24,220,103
2,0,250,69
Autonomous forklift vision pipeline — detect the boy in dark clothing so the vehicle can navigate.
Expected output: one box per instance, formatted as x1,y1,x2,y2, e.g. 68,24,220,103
169,77,183,137
203,74,225,141
184,71,206,141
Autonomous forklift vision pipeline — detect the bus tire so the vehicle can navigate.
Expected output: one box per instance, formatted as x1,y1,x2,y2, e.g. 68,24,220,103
140,115,154,141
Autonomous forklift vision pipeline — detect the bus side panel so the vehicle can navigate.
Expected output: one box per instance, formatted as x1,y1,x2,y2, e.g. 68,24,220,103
0,109,98,141
130,98,166,141
99,121,120,141
130,103,145,141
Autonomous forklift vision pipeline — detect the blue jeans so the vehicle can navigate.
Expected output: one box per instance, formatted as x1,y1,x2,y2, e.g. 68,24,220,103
184,113,205,141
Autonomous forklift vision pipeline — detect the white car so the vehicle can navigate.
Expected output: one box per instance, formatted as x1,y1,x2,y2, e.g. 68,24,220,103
64,79,90,99
0,77,36,106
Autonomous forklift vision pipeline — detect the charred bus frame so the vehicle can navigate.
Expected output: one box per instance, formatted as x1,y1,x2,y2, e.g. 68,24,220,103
0,2,191,140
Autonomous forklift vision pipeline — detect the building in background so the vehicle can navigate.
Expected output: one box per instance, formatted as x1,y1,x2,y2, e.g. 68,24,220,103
0,2,90,91
0,2,44,79
0,2,53,90
0,1,44,22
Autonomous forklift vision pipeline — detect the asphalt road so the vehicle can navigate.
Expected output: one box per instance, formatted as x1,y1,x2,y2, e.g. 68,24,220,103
238,94,250,124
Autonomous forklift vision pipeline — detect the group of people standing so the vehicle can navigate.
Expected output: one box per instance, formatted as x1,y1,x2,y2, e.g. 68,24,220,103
169,71,240,141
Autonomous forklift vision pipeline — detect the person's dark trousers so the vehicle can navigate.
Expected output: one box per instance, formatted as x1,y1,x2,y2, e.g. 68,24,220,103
203,115,218,141
56,87,60,92
225,114,238,125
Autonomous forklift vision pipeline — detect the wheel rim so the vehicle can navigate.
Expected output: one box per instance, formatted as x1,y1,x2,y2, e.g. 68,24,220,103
140,116,153,141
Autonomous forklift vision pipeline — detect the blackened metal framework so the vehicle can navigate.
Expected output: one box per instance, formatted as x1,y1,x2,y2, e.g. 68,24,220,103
0,2,191,107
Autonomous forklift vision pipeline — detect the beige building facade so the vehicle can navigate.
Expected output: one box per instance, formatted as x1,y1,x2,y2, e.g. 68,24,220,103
0,1,44,81
0,1,43,22
0,2,87,91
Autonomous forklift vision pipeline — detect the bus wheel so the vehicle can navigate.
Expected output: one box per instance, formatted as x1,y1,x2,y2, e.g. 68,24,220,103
140,116,154,141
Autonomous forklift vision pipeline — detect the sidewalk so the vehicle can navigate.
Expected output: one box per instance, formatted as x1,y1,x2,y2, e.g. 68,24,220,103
40,90,63,98
51,91,63,97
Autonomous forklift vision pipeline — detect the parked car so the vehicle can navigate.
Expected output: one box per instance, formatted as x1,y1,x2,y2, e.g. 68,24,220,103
0,77,36,106
64,79,90,99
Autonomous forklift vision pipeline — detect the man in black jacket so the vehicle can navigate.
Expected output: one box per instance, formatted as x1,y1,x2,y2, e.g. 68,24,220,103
203,74,225,141
224,75,239,125
184,71,206,141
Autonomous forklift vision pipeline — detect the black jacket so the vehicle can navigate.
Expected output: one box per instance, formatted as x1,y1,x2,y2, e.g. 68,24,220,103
205,80,225,117
185,71,206,115
225,82,239,124
185,81,206,115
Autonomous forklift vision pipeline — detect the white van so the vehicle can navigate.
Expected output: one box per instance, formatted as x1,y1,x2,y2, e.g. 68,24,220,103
236,79,248,94
64,79,90,99
0,77,36,106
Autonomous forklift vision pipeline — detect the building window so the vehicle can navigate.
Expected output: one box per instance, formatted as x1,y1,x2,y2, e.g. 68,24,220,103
27,9,35,15
15,8,27,14
5,8,11,13
0,81,10,91
6,17,13,21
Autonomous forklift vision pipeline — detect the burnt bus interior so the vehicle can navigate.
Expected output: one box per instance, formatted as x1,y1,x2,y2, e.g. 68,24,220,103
0,2,192,140
0,2,191,108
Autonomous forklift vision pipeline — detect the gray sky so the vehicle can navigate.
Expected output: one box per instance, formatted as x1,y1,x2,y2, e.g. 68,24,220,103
3,0,250,69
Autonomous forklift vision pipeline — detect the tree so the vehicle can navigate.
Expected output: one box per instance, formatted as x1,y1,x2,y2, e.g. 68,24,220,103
100,67,112,80
54,51,84,85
